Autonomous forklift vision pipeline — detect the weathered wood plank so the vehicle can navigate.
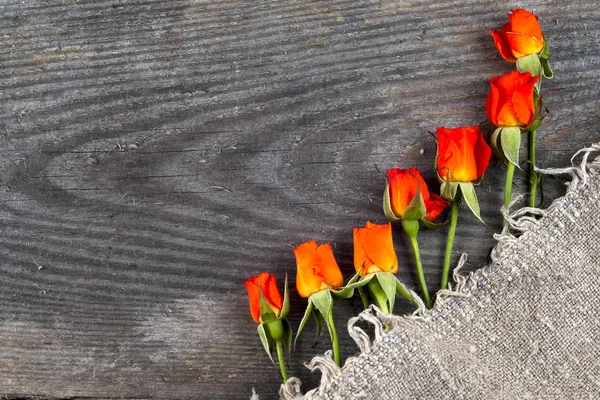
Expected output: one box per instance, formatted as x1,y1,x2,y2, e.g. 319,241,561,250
1,0,599,398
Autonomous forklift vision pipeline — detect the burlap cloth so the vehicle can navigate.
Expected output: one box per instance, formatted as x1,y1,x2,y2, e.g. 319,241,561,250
260,144,600,400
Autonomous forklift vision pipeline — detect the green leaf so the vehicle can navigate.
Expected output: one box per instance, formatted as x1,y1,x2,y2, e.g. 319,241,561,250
403,186,426,221
499,127,522,168
395,277,415,304
383,184,401,222
281,319,293,356
258,323,275,364
310,289,333,317
294,301,313,346
280,273,290,319
259,290,277,323
459,183,486,226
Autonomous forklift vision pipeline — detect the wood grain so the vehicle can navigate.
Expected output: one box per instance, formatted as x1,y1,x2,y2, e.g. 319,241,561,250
1,0,599,398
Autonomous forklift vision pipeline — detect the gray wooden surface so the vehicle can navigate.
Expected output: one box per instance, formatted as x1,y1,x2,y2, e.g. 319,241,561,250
1,0,599,399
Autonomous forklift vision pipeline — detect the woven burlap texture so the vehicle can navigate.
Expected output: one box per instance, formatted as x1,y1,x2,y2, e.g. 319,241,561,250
275,145,600,400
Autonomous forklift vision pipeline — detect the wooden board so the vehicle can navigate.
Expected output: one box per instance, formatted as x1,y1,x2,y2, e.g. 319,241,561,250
1,0,599,398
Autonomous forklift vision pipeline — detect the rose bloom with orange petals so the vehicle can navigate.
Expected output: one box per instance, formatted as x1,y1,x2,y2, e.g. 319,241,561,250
386,168,449,221
486,70,538,128
244,272,284,324
293,239,344,298
489,8,544,62
436,126,492,183
353,221,398,277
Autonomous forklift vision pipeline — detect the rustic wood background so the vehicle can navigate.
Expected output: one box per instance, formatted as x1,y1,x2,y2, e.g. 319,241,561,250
1,0,598,399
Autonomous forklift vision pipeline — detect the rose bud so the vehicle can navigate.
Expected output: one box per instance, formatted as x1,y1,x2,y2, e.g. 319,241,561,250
384,168,449,222
293,239,344,298
244,272,291,381
436,126,491,185
489,8,544,62
486,70,539,128
244,272,285,324
353,221,398,277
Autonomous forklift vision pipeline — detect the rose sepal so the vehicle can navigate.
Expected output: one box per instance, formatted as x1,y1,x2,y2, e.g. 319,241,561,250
525,93,544,132
356,272,415,313
500,127,522,168
384,171,447,227
365,272,401,314
329,270,363,298
440,179,459,202
294,300,314,347
395,277,414,304
294,271,362,346
459,182,487,226
491,127,523,169
258,274,289,323
383,181,426,222
420,217,447,229
383,183,401,222
403,186,427,221
294,291,333,348
280,274,290,319
490,127,504,160
516,55,543,91
296,289,342,365
257,322,275,363
258,290,278,324
539,37,553,79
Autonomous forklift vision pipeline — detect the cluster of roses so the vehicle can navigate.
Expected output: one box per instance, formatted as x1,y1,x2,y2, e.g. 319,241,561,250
244,9,551,381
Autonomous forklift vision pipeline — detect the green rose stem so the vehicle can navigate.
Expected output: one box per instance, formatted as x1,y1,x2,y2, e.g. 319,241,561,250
401,219,432,309
504,162,516,226
275,340,288,381
266,319,288,382
326,311,341,366
441,200,459,290
529,129,538,208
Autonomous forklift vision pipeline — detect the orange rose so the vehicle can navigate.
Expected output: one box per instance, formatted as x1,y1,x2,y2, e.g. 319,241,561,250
386,168,449,221
486,70,538,128
353,221,398,276
244,272,284,324
293,239,344,298
436,126,491,183
489,9,544,62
